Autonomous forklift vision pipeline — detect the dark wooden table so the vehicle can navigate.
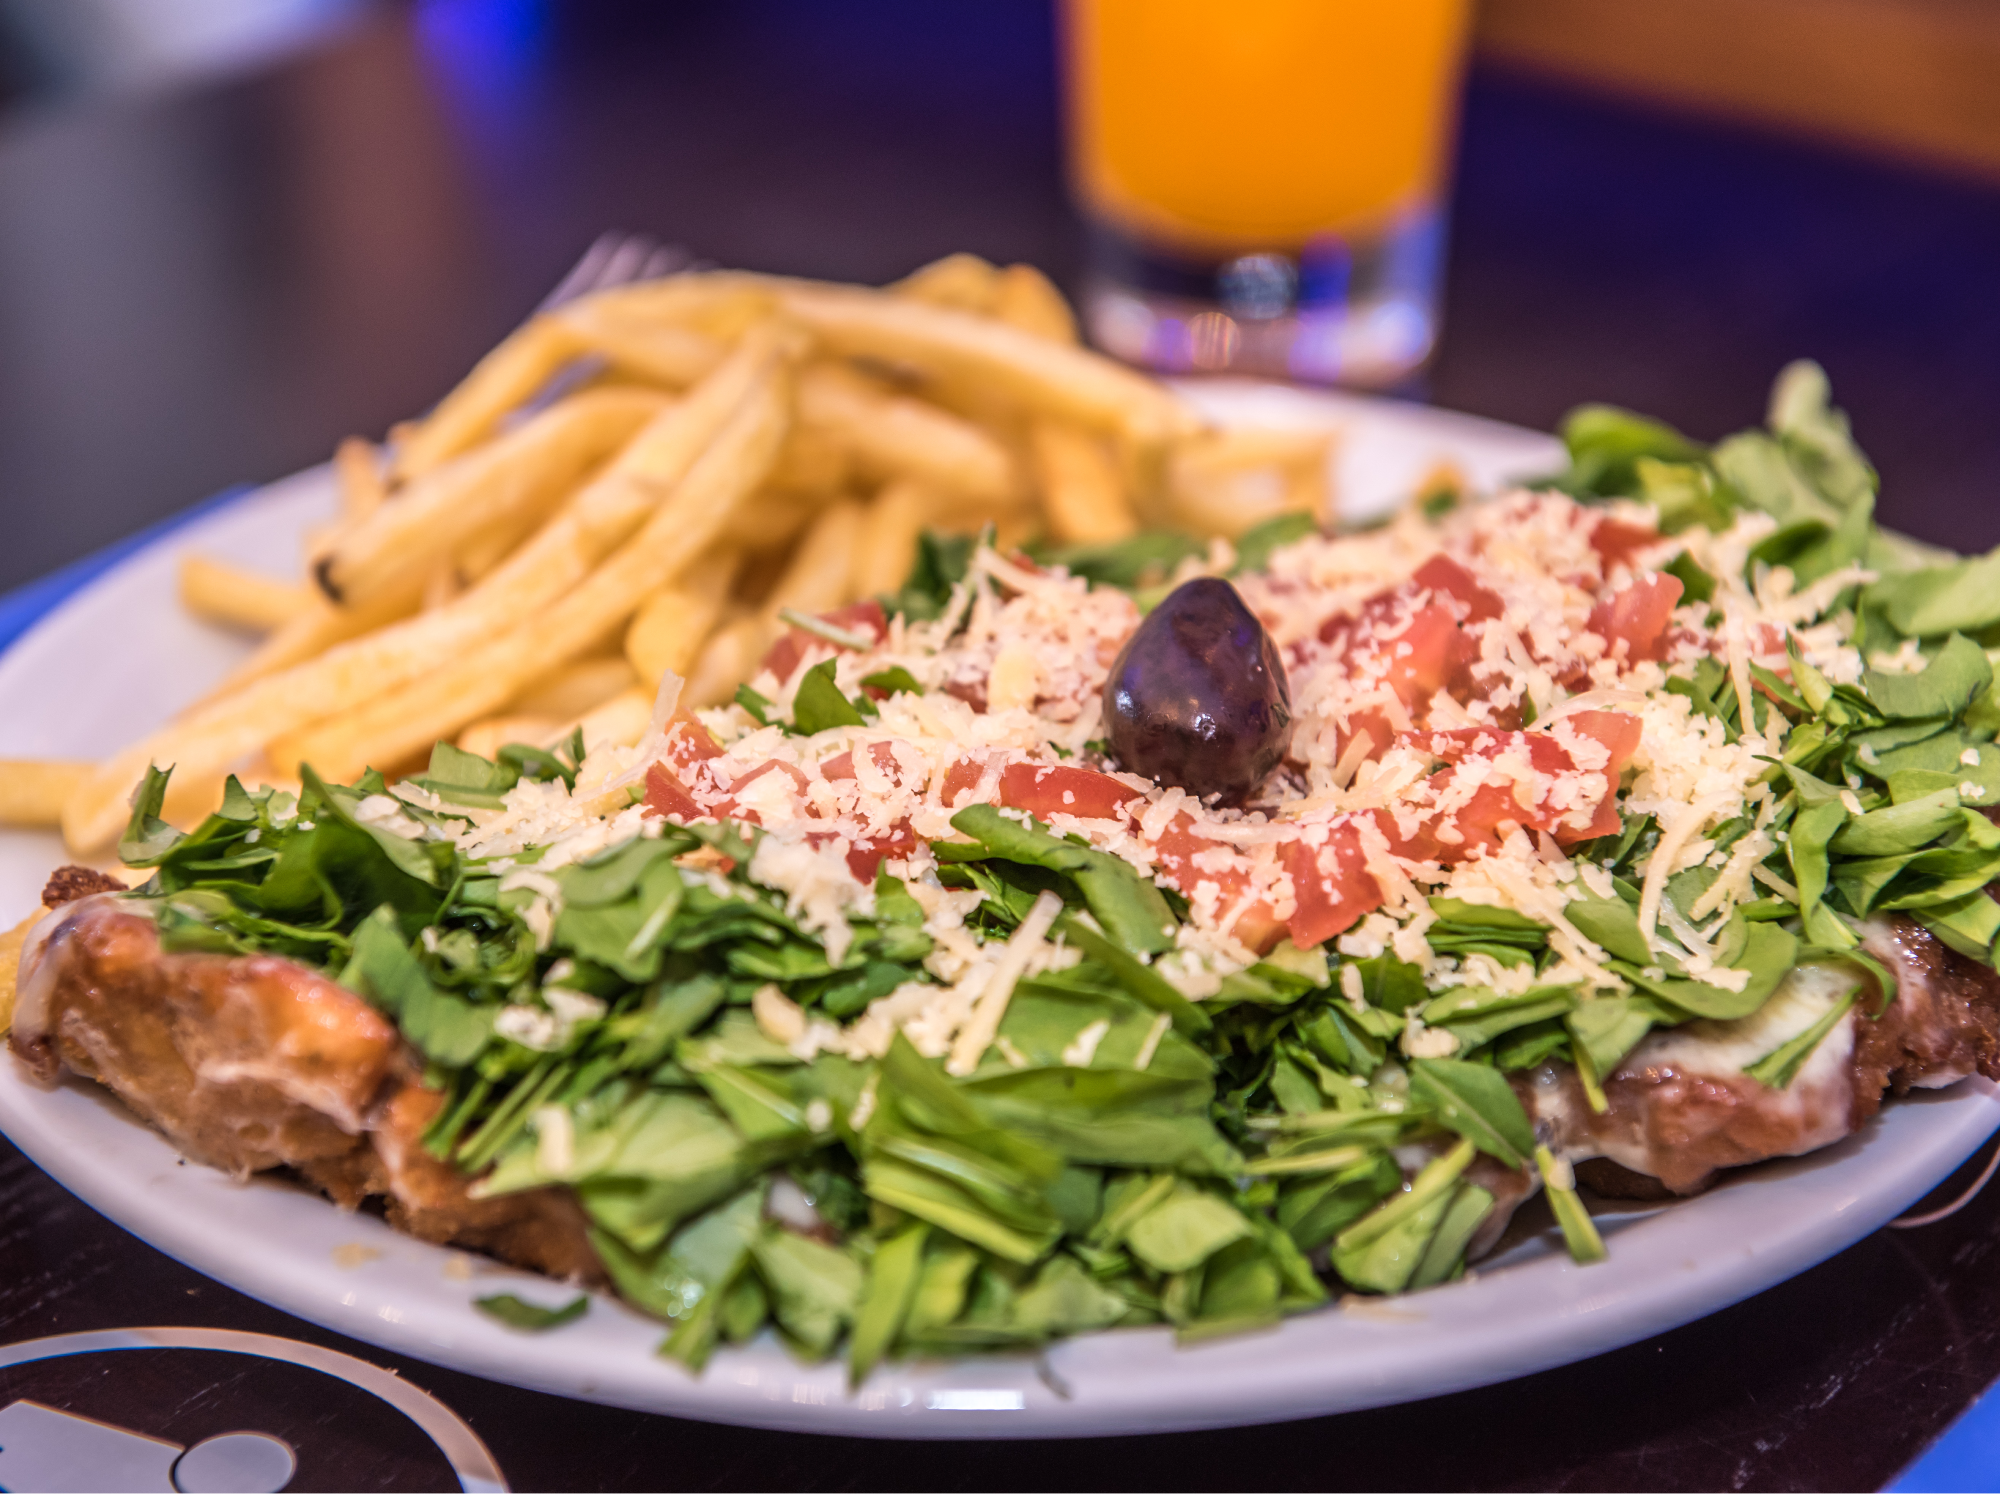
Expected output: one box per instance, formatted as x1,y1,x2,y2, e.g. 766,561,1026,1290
4,1,2000,1488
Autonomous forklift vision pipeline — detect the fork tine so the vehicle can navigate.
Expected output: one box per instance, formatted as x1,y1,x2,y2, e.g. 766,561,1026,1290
594,235,655,293
536,231,626,313
639,242,692,281
537,233,694,314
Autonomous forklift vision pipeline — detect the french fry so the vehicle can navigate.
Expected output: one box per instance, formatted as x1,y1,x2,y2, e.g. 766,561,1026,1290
178,556,314,634
197,581,425,706
334,438,388,523
458,679,655,762
892,252,1001,314
1029,423,1136,544
266,338,791,783
1165,426,1337,538
1411,460,1467,519
391,317,580,483
993,264,1078,344
853,479,937,599
570,275,779,343
0,760,90,827
577,685,653,750
796,363,1019,504
317,387,667,608
0,908,42,1030
718,487,819,553
236,757,302,803
685,613,766,709
775,282,1199,446
420,561,461,613
960,497,1039,554
1285,452,1333,525
1176,425,1337,472
626,550,740,686
764,425,852,495
455,713,558,761
546,300,726,388
392,275,758,485
160,768,232,830
765,498,866,619
65,333,785,854
335,437,386,522
456,524,520,584
506,655,639,723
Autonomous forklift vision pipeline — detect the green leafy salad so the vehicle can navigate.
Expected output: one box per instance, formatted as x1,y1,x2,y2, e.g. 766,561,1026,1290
109,362,2000,1378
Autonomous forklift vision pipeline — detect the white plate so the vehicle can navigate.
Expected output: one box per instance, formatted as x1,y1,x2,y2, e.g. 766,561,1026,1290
1,385,1993,1438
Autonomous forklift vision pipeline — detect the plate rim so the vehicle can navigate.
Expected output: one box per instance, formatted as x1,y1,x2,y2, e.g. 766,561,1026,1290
1,385,1992,1438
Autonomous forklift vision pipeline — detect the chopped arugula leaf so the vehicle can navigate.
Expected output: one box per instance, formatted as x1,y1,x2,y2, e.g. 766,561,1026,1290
861,665,924,697
1028,531,1205,591
1535,1147,1606,1265
1230,512,1319,575
791,658,868,733
103,357,2000,1371
475,1292,589,1330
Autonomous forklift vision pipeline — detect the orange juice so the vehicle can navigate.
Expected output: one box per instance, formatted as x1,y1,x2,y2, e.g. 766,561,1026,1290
1065,0,1472,251
1061,0,1473,385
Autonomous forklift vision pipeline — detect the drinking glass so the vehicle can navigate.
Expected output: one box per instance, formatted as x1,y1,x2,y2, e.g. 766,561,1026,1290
1061,0,1474,388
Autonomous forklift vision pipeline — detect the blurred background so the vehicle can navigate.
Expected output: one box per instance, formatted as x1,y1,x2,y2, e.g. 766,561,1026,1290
2,5,1999,1489
0,0,1996,588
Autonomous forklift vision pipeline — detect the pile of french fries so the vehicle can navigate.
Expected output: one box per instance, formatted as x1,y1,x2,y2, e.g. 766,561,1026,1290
0,253,1335,857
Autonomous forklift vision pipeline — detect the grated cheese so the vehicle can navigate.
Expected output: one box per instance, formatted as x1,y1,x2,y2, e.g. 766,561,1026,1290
1133,1011,1173,1071
947,889,1064,1076
431,486,1885,1056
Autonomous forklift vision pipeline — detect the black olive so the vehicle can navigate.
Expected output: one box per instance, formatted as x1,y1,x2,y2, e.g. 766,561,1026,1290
1102,577,1292,803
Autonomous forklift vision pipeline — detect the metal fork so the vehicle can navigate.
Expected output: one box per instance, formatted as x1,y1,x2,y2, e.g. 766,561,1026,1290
503,233,694,424
535,231,692,313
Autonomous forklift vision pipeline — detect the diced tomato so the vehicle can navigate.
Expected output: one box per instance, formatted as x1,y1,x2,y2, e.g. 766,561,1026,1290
1001,551,1046,579
942,678,988,713
818,742,904,785
1589,573,1684,663
1591,517,1661,572
939,759,1143,822
940,755,993,807
1384,604,1464,704
806,822,918,882
760,600,889,684
1376,603,1474,715
728,760,810,797
1408,711,1640,855
1146,813,1278,953
760,634,813,687
1408,726,1518,766
998,763,1141,822
1229,902,1288,955
710,759,811,823
1322,594,1479,761
1411,554,1503,623
843,823,918,881
1567,709,1642,766
1386,729,1520,855
1432,777,1538,859
643,762,702,822
1283,822,1382,947
1341,707,1398,768
1750,621,1788,656
1315,607,1356,647
661,712,723,776
1557,709,1641,843
835,599,889,637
